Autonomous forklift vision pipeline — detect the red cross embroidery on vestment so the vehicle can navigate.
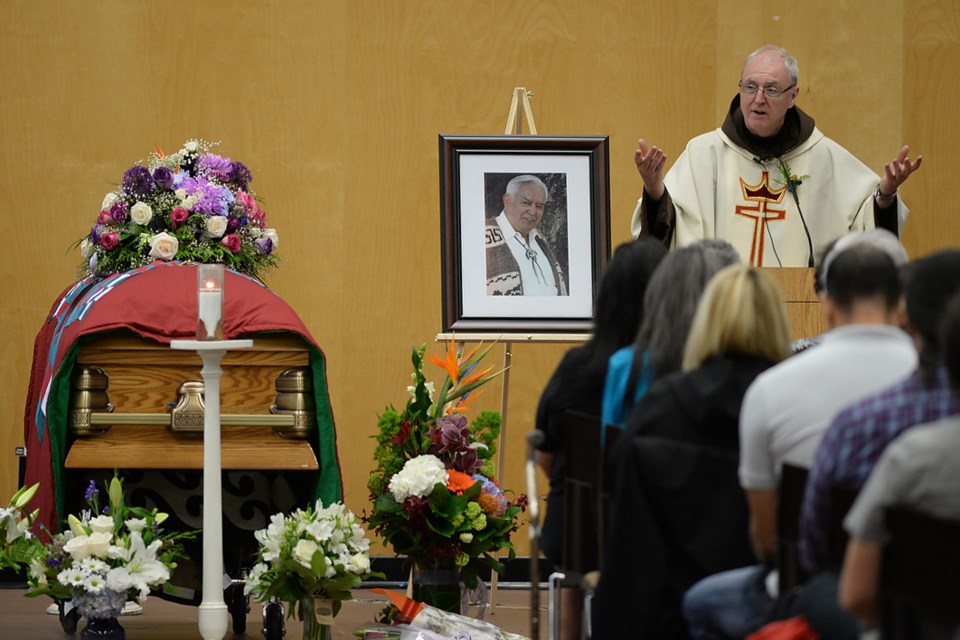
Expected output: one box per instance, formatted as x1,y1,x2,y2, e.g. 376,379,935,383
735,171,787,267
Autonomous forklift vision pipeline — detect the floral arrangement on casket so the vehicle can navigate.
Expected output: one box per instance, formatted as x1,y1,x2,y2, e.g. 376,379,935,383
24,474,195,623
79,139,279,279
365,342,527,592
244,499,380,636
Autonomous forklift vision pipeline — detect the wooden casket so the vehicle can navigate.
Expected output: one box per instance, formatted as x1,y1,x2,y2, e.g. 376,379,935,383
23,262,341,623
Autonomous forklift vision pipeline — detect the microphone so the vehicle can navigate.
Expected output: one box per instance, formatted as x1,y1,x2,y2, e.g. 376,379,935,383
752,156,815,267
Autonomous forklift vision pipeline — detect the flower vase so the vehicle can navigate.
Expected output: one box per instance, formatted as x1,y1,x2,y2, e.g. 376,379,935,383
80,617,125,640
300,596,333,640
412,565,462,614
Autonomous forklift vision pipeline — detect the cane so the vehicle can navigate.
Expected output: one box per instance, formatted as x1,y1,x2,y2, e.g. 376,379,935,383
526,429,545,639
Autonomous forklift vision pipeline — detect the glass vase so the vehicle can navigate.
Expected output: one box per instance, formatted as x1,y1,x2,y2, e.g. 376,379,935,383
300,596,333,640
80,616,125,640
412,565,462,614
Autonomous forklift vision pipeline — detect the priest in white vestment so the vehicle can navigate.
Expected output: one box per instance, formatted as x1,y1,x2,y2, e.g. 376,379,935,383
631,45,923,268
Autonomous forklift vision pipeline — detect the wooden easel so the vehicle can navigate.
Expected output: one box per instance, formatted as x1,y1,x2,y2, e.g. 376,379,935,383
504,87,538,135
436,89,589,619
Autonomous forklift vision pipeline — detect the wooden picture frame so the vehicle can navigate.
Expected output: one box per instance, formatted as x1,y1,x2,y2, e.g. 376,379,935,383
439,135,610,333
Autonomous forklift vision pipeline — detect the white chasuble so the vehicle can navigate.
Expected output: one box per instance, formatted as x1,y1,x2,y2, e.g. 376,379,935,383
631,127,909,267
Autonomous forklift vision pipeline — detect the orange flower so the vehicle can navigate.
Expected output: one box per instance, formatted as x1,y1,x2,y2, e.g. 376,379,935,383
426,341,461,384
445,469,477,496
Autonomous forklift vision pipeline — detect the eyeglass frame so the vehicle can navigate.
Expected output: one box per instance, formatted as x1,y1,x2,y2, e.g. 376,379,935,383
738,81,797,99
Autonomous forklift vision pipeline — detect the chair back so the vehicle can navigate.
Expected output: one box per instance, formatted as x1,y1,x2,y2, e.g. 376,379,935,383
562,410,602,576
776,463,810,593
881,508,960,640
597,424,622,567
825,483,858,573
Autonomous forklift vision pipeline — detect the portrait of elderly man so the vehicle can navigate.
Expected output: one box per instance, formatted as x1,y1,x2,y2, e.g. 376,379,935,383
485,174,568,296
631,45,922,267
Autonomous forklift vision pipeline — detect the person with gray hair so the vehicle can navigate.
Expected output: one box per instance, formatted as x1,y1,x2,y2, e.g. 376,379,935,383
485,174,567,296
630,45,922,268
601,237,740,429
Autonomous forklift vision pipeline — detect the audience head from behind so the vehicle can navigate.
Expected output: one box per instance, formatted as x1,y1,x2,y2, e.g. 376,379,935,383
586,237,668,375
902,249,960,384
682,264,793,371
819,242,905,329
634,238,741,377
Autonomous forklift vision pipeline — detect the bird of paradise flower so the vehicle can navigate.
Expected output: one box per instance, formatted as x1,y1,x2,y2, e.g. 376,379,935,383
407,340,506,421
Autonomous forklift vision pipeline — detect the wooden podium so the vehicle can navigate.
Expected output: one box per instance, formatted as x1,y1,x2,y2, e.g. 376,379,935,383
764,267,825,340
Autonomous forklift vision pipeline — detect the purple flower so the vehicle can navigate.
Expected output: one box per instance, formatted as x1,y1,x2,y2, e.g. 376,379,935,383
181,176,227,216
226,215,241,232
122,165,154,198
90,225,102,244
109,200,129,224
428,414,481,473
228,161,252,191
254,237,273,255
84,480,98,502
152,166,175,189
198,154,233,182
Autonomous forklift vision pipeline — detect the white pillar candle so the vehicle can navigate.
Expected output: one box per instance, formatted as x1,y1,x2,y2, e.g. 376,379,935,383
198,288,222,339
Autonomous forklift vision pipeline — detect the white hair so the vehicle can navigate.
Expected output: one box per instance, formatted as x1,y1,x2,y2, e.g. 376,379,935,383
744,45,799,86
505,175,548,202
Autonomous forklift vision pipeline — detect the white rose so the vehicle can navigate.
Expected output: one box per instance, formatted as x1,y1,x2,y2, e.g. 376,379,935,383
124,518,147,532
88,514,115,534
101,192,119,211
292,539,319,569
262,228,279,249
205,216,228,238
347,552,370,574
175,188,187,200
149,232,179,260
63,531,113,560
184,140,199,153
130,202,153,225
181,195,198,211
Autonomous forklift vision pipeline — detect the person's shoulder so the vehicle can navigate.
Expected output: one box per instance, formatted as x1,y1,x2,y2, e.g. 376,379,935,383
889,416,960,457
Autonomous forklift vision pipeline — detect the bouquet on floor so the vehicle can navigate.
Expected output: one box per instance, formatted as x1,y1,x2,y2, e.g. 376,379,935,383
24,473,195,619
79,138,280,280
0,483,40,571
365,342,527,589
244,499,380,625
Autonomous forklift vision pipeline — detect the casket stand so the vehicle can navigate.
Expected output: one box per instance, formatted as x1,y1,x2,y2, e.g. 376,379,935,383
23,261,342,634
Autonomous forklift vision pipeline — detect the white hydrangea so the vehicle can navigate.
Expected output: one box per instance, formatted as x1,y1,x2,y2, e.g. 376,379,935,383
389,454,448,502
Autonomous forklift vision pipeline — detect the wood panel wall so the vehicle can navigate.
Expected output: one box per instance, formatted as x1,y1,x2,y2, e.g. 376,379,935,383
2,1,957,557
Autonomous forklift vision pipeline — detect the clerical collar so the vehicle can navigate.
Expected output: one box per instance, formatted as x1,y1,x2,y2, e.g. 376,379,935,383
721,95,816,160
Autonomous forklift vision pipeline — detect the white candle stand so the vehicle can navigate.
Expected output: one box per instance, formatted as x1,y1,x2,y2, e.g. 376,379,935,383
170,339,253,640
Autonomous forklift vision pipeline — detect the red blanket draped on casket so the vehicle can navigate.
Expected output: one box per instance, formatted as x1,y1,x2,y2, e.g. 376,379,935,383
23,260,342,533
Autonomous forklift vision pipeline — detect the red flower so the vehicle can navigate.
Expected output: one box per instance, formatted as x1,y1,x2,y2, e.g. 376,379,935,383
221,233,241,254
169,207,189,229
99,232,120,250
390,420,413,446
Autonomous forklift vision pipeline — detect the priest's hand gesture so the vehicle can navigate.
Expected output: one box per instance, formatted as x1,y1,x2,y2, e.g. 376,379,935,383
635,139,667,200
877,145,923,203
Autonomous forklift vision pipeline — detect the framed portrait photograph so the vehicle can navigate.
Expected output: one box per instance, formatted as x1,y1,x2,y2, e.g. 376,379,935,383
439,135,610,333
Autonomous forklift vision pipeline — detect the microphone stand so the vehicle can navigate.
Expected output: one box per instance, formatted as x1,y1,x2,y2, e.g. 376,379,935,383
526,430,545,639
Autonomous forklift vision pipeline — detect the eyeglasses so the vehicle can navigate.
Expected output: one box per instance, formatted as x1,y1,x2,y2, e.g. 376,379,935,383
739,82,796,99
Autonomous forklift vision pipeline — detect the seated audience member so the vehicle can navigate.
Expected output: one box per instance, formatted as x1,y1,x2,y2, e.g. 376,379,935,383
682,231,917,639
593,264,792,640
534,237,667,640
600,238,739,429
798,249,960,576
839,293,960,639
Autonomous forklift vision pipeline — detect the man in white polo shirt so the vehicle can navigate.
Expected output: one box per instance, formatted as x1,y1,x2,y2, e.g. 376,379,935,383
682,230,917,639
485,174,567,296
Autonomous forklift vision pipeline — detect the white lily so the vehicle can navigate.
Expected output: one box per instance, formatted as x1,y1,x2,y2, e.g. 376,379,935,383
105,531,170,599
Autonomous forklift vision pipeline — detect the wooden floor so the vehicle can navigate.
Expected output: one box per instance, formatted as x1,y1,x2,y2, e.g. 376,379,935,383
0,583,549,639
